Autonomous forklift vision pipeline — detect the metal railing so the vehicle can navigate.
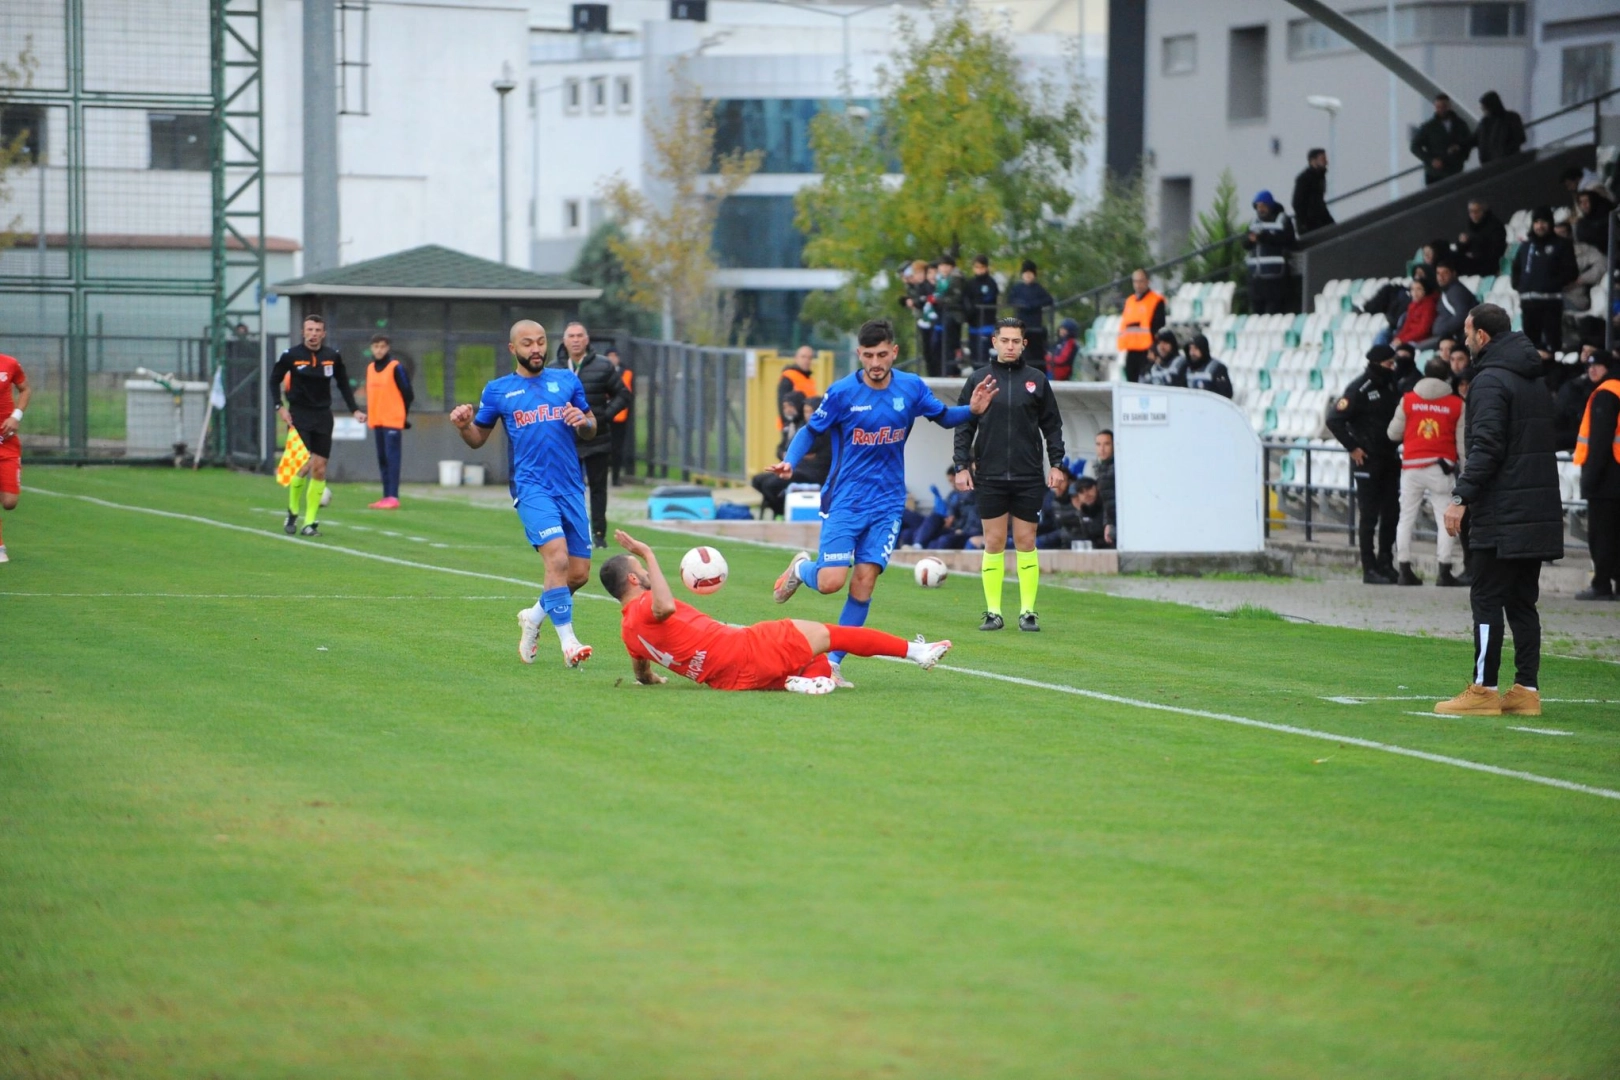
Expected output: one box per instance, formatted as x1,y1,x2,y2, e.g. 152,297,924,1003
628,338,750,482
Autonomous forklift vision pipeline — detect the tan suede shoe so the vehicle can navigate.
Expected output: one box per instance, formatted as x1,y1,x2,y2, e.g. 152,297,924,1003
1434,684,1502,716
1499,684,1541,717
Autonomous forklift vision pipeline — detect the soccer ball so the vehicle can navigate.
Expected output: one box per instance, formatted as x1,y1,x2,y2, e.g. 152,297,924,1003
680,546,729,594
913,556,948,588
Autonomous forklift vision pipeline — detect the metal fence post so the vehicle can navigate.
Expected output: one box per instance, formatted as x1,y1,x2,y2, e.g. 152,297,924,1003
1304,445,1314,542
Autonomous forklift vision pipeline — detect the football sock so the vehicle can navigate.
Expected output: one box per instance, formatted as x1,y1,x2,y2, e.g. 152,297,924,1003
981,550,1005,615
827,594,870,667
543,586,578,647
288,475,307,515
825,625,907,659
304,479,326,524
796,556,822,590
529,597,547,625
1016,550,1040,614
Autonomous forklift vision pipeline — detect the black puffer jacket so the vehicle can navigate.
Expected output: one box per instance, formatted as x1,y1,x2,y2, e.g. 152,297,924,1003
1452,331,1565,560
551,350,630,459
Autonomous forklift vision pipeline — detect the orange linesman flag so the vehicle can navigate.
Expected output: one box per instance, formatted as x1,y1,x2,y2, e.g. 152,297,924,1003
276,429,309,486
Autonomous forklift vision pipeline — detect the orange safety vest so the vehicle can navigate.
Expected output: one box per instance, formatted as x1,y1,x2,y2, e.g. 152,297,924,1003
1573,379,1620,465
365,359,407,429
777,366,819,429
1117,290,1163,352
613,367,632,424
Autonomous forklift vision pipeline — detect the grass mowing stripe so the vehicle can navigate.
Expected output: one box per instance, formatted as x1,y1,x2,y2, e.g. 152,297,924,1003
916,660,1620,803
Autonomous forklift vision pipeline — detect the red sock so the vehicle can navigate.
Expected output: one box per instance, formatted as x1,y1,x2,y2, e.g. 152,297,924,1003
825,625,907,658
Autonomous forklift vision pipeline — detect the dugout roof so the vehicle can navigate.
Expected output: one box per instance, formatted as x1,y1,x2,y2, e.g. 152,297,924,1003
270,244,602,301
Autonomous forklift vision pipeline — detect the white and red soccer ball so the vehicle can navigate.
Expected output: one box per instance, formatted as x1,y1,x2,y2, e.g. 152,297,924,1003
913,556,948,588
680,546,729,594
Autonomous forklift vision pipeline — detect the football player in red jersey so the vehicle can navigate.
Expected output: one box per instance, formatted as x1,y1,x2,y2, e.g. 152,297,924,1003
0,352,31,564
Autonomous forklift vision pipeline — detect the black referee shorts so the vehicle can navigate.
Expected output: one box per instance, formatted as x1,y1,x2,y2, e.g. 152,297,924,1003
974,477,1046,523
290,411,334,458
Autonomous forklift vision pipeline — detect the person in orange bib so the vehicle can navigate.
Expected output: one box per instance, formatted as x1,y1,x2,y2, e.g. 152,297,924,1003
601,530,951,694
1573,351,1620,600
364,333,413,510
606,347,633,486
1116,269,1164,384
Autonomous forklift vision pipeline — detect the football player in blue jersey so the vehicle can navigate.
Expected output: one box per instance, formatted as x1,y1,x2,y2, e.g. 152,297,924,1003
767,317,998,686
451,320,597,669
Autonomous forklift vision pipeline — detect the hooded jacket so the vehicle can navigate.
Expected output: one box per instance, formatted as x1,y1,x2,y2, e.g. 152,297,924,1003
1431,277,1477,342
1575,185,1616,249
1474,93,1525,164
1140,340,1185,387
1387,376,1466,467
1511,228,1579,300
1457,209,1507,275
1181,335,1233,398
1451,331,1564,560
1047,319,1080,381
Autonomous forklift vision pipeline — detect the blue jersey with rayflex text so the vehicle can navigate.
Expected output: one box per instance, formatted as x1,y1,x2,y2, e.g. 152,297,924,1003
474,369,591,499
806,369,954,515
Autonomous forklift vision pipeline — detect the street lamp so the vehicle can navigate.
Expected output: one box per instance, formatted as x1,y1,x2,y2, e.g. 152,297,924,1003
1307,94,1342,199
493,63,518,264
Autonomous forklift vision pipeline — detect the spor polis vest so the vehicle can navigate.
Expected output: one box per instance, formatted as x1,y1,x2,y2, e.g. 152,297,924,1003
1116,291,1163,352
366,359,407,429
1573,379,1620,466
1398,389,1463,469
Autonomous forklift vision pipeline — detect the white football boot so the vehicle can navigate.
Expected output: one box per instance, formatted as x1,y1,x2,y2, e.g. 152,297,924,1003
909,635,952,671
773,550,811,604
517,608,542,664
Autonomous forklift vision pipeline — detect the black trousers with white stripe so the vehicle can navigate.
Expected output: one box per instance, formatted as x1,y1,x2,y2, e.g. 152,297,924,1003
1468,549,1543,690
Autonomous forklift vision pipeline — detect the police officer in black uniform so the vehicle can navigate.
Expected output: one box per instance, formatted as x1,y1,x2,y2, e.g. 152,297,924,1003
1327,344,1402,583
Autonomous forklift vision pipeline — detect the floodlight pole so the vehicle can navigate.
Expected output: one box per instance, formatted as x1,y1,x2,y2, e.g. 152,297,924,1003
494,64,517,265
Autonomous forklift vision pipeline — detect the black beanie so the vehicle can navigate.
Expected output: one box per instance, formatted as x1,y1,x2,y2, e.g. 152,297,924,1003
1366,344,1396,365
1531,205,1555,225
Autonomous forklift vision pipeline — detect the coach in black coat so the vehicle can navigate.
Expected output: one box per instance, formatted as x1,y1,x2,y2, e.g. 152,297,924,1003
553,323,631,546
1440,309,1562,710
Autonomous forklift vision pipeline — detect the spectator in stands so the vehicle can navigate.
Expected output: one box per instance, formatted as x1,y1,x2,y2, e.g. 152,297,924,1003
900,259,932,367
968,255,1000,367
1556,213,1605,314
1393,342,1422,395
777,345,819,425
934,256,967,376
1045,477,1111,550
752,392,830,519
1047,318,1080,382
1455,199,1508,276
1359,278,1410,346
1092,429,1116,547
1414,239,1449,280
1291,148,1333,234
1243,191,1297,315
1574,182,1616,250
1510,206,1578,353
1395,276,1440,349
1556,349,1610,452
1007,261,1054,367
1473,91,1525,165
1117,269,1165,383
1328,344,1402,584
1436,304,1563,717
1182,335,1233,398
915,465,983,550
606,347,633,486
1388,357,1467,586
1447,341,1471,387
1142,330,1185,387
1575,350,1620,601
1411,93,1473,186
1431,260,1478,345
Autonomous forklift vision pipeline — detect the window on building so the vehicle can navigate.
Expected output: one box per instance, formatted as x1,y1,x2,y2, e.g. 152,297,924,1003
615,75,633,111
565,199,581,230
710,98,886,173
0,105,44,164
1162,34,1196,76
1159,178,1194,259
1228,26,1268,123
1287,18,1347,59
1468,3,1525,38
148,113,211,171
1287,3,1524,58
1562,43,1613,107
564,78,582,113
589,76,607,112
712,196,806,269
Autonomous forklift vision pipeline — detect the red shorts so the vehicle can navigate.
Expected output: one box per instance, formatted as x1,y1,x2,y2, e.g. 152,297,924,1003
0,445,18,496
709,619,828,691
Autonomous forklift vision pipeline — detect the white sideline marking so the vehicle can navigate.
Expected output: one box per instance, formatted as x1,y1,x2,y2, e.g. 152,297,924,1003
1328,694,1619,706
24,487,618,604
0,592,525,600
921,662,1620,802
1509,727,1576,736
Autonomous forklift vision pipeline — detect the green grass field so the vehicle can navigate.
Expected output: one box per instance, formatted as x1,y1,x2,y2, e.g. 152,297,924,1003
3,466,1619,1079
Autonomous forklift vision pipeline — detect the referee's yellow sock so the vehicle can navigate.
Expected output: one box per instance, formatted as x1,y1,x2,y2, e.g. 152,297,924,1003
288,475,307,515
1016,549,1040,615
305,479,326,524
981,549,1004,615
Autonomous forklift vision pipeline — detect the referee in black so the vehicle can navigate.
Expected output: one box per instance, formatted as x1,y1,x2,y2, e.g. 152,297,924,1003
954,318,1066,631
271,314,364,536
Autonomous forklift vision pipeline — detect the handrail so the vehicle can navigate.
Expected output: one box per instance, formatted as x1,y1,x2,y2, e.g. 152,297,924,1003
1050,233,1246,312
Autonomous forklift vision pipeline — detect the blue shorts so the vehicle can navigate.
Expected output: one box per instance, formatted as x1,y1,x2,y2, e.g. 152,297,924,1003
818,508,903,571
514,489,592,559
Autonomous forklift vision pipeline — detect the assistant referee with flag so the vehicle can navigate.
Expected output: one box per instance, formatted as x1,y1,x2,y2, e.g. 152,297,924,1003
954,318,1066,631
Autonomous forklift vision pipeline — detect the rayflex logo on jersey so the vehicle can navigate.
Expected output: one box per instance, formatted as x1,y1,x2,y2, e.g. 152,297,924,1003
513,405,569,428
850,426,906,447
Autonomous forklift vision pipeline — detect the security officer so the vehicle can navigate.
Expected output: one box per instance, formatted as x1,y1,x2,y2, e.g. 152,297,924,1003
1327,344,1402,583
1242,191,1298,315
1574,356,1620,600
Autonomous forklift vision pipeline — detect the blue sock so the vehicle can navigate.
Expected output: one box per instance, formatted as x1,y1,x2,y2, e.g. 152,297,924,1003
542,586,577,645
797,557,823,589
828,594,870,667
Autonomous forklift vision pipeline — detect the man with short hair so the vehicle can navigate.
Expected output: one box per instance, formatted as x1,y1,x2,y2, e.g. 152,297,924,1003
1291,148,1333,234
1455,199,1507,276
1411,93,1473,185
1243,191,1297,315
603,530,951,694
776,345,819,427
1555,350,1608,452
1006,260,1054,366
1573,352,1620,600
1140,330,1186,387
1053,477,1110,550
768,318,996,686
1430,261,1477,344
967,255,999,367
1116,269,1165,384
1328,344,1402,584
0,349,30,563
1510,206,1578,353
451,320,597,669
553,320,631,547
270,314,366,537
1388,357,1466,586
363,333,413,510
1437,304,1563,716
953,318,1067,632
1092,429,1117,548
933,256,967,376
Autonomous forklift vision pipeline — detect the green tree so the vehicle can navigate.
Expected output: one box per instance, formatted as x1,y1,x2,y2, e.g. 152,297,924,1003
1180,169,1248,308
1027,171,1156,306
0,40,40,251
796,8,1092,330
568,220,658,337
